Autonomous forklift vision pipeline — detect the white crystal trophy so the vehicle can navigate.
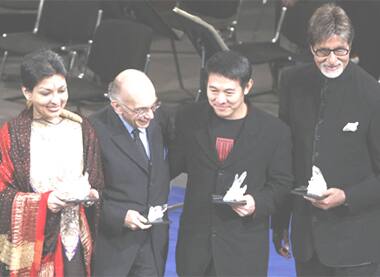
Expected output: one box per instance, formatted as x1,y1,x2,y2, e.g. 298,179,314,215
147,204,168,224
307,166,327,197
223,171,247,202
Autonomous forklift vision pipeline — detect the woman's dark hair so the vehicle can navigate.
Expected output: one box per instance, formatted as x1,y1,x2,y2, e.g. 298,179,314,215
20,49,67,91
205,50,252,89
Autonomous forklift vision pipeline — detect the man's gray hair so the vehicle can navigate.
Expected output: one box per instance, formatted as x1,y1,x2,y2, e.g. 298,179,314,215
107,80,119,101
307,3,354,47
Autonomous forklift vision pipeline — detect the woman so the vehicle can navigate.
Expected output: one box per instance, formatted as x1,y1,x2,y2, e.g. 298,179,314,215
0,50,104,276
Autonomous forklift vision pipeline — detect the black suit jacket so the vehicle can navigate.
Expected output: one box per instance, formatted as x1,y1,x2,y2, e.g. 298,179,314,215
274,62,380,266
90,106,170,276
170,102,293,276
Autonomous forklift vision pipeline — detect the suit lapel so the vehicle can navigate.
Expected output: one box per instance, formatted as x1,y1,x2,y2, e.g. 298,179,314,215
106,107,150,173
194,106,219,166
111,135,150,173
147,119,158,162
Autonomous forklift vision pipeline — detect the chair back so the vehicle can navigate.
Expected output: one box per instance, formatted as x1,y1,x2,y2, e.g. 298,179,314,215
129,0,180,40
38,0,100,43
172,7,228,61
0,0,39,10
87,19,153,83
178,0,240,19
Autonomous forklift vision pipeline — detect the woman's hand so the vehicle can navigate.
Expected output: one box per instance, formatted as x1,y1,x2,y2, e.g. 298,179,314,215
47,191,71,213
88,188,99,200
83,188,99,207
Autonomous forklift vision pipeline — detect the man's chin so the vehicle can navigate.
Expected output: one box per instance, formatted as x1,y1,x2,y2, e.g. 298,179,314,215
136,121,150,128
320,66,344,78
213,110,231,119
213,106,229,114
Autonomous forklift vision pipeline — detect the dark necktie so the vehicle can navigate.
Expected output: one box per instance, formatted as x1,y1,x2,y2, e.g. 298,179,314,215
132,128,149,162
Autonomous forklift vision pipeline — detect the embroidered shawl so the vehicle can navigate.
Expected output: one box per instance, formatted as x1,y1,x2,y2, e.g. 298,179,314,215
0,108,104,276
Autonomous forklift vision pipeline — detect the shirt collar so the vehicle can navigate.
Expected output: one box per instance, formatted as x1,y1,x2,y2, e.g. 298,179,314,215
118,115,147,136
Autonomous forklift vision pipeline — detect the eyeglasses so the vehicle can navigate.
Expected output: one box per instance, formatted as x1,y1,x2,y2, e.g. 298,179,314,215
118,100,161,117
312,47,350,57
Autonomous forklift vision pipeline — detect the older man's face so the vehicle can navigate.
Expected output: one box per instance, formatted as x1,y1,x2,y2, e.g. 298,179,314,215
311,34,350,78
111,70,158,129
118,86,157,129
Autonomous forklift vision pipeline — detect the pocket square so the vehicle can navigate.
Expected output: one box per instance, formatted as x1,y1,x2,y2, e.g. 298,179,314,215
342,122,359,132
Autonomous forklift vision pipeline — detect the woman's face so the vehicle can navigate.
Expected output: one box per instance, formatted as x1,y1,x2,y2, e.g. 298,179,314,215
22,74,68,123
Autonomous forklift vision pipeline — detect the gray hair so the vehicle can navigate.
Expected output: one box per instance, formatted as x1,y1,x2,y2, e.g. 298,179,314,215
107,80,120,101
307,3,354,47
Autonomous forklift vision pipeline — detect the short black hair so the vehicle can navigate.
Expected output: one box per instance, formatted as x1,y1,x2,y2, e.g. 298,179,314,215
205,50,252,88
20,49,67,91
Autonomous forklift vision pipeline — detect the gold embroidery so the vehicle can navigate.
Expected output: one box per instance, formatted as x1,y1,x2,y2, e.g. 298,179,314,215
60,109,83,124
60,206,80,261
12,193,41,243
79,208,93,273
38,261,54,277
2,193,42,271
0,234,35,270
0,234,12,265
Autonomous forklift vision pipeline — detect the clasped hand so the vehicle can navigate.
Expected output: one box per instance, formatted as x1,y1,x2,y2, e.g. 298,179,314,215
273,228,291,259
304,188,346,210
47,172,99,213
124,210,152,230
230,194,256,217
224,172,255,216
47,188,99,213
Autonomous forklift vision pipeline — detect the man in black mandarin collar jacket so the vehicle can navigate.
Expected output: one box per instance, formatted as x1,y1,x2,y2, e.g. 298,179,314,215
273,3,380,276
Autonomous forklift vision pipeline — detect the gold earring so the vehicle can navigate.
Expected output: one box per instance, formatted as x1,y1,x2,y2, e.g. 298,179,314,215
26,99,32,108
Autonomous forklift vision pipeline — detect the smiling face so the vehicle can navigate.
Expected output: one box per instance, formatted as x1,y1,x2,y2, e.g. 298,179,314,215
206,73,253,120
311,34,350,78
22,74,68,123
117,88,158,129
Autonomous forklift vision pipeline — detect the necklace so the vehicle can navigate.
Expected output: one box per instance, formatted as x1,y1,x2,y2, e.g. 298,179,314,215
34,117,64,126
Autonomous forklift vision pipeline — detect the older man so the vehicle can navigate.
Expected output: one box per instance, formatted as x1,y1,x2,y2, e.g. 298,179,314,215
273,4,380,276
91,69,170,276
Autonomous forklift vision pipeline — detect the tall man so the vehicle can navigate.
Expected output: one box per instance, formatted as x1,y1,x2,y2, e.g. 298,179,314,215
273,4,380,276
280,0,380,80
91,69,170,276
170,50,293,276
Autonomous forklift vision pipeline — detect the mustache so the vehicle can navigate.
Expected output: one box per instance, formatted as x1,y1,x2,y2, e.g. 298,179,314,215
321,61,343,67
